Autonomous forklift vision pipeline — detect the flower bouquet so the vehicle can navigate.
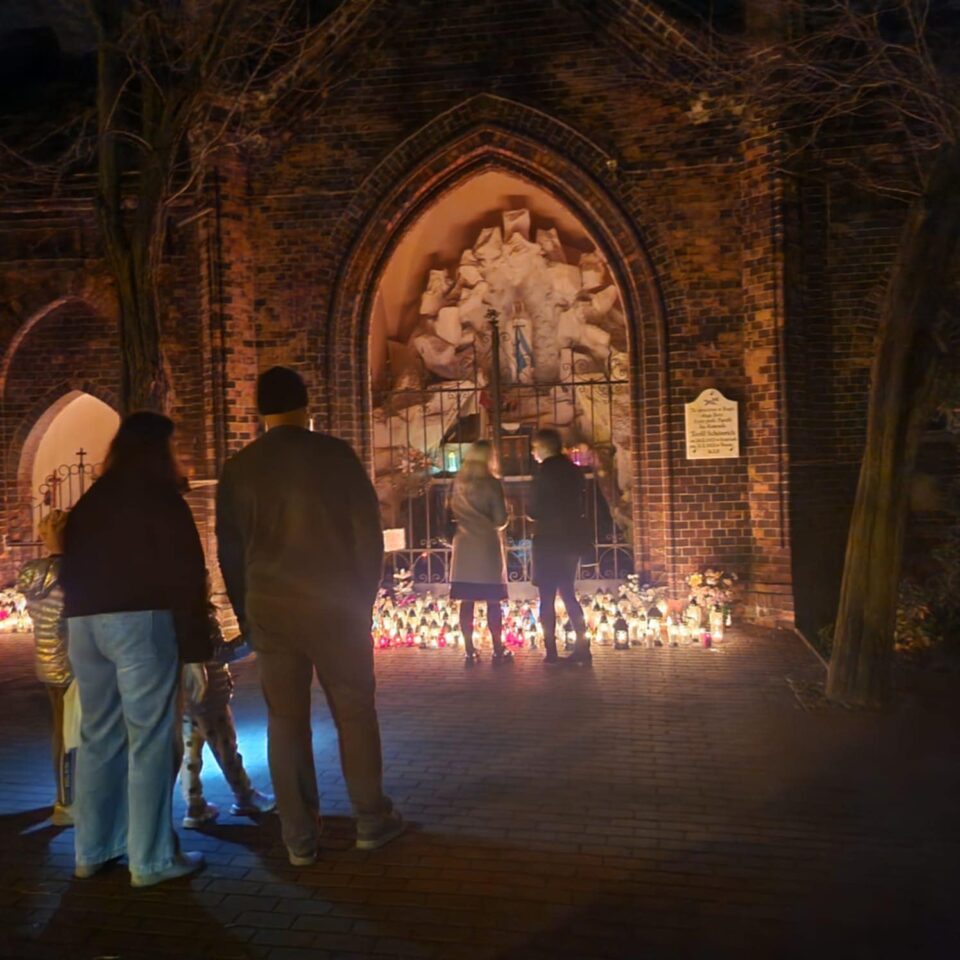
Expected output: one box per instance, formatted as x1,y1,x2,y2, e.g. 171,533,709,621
619,575,667,614
686,568,738,625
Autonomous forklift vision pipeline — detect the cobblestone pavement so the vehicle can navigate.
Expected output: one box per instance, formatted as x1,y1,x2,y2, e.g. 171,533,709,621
0,626,957,960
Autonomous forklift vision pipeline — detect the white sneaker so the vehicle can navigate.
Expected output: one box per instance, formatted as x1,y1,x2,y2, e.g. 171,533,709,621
182,802,219,829
356,812,406,851
75,857,118,880
131,851,205,888
230,790,276,817
287,848,318,867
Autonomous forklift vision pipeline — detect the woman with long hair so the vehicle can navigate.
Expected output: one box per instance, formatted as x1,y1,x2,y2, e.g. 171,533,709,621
61,412,211,887
449,440,511,664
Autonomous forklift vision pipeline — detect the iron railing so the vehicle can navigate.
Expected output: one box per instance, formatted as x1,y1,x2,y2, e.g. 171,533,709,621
374,340,633,587
8,449,102,565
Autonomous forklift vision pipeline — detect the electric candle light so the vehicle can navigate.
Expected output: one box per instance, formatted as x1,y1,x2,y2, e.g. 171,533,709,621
613,615,629,650
587,598,603,631
709,603,725,643
646,605,662,646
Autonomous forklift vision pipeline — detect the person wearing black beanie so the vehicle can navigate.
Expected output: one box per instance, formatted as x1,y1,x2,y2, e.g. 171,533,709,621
216,366,404,863
255,366,309,416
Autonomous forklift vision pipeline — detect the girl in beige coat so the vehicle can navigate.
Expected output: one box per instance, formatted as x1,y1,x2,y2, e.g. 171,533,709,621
449,441,511,663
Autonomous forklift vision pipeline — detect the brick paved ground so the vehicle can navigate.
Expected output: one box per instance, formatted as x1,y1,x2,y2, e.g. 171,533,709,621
0,626,957,960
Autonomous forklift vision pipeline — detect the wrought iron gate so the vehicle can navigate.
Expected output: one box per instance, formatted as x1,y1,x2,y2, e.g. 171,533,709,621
11,449,103,564
373,326,633,588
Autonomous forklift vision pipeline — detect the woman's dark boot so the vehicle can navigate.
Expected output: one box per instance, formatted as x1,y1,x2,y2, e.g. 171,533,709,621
542,638,560,664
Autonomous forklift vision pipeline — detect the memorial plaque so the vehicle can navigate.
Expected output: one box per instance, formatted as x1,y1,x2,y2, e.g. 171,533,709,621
685,389,739,460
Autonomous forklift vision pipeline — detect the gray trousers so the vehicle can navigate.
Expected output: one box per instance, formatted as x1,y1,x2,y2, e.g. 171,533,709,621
255,613,391,857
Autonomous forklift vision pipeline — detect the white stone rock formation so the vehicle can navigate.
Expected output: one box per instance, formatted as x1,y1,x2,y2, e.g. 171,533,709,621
401,210,622,385
535,227,566,264
503,208,531,240
374,207,632,533
419,269,452,315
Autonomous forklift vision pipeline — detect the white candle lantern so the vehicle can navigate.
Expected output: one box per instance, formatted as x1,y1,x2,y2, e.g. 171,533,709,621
587,600,602,631
646,605,662,646
709,603,725,642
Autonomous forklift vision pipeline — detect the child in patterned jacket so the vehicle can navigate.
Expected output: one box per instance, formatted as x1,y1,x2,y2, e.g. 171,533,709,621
17,510,74,826
180,602,274,828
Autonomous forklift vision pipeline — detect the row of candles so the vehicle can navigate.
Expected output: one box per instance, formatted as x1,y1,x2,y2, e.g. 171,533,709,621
1,585,731,649
371,589,731,650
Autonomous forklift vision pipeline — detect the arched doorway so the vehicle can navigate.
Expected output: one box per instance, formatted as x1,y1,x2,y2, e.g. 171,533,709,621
370,170,633,588
0,295,121,575
22,391,119,535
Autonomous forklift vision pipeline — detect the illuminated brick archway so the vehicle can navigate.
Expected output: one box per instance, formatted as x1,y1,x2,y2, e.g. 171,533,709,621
0,298,120,574
324,98,677,585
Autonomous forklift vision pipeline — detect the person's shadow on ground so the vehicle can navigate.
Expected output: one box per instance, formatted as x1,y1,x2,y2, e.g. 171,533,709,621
0,807,277,960
0,805,62,836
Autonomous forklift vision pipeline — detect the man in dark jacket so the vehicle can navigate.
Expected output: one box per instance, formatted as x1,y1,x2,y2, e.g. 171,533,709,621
216,367,402,864
529,429,590,664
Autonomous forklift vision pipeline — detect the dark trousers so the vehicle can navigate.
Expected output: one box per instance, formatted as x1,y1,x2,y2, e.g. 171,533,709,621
534,547,588,655
255,614,391,857
459,601,504,654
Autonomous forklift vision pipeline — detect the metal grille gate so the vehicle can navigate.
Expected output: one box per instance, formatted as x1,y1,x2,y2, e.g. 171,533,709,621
10,450,103,565
373,327,633,589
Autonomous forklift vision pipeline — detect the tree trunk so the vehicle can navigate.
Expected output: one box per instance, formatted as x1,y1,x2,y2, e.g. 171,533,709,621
92,0,170,415
112,235,169,414
826,146,960,708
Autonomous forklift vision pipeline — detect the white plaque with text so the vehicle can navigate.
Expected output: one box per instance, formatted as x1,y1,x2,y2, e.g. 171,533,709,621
383,528,406,552
685,389,739,460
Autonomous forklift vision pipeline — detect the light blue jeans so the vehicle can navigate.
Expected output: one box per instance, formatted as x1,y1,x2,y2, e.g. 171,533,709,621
68,610,180,876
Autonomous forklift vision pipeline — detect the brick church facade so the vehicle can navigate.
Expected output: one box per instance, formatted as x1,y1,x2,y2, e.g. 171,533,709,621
0,1,919,636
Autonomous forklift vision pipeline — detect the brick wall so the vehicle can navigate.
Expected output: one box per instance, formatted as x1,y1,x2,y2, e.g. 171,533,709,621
223,0,793,620
0,0,916,633
0,203,211,583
